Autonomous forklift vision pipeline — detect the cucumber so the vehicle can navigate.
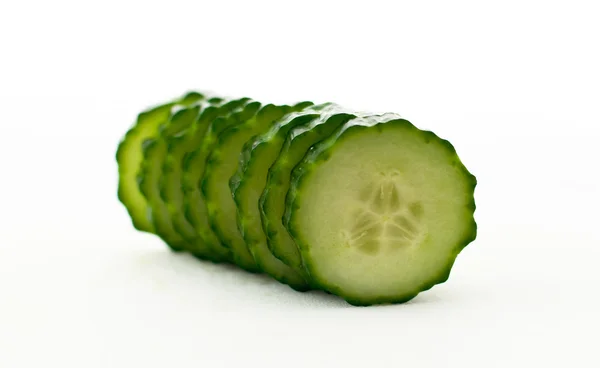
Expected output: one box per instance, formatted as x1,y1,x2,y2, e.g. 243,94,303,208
259,107,358,274
182,99,259,263
284,114,477,305
116,93,197,233
202,102,313,273
117,91,477,306
160,97,231,260
138,100,204,251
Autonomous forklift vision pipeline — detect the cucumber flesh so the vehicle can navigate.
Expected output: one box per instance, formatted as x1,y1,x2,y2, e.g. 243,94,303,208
138,102,204,251
182,99,259,262
161,98,229,260
285,115,477,305
259,108,358,274
202,102,313,273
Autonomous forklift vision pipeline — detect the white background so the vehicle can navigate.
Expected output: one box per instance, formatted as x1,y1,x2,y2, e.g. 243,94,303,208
1,1,599,367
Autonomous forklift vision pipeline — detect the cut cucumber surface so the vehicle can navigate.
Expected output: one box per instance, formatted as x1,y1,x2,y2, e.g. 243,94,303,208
202,102,313,273
182,99,259,263
284,115,477,305
138,101,204,251
260,107,358,275
160,97,230,260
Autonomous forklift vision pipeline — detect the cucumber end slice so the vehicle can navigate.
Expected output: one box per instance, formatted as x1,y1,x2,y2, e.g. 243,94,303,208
286,117,477,305
116,104,174,233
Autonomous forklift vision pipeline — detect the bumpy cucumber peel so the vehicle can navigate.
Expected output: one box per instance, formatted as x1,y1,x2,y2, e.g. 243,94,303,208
182,98,257,263
116,90,477,306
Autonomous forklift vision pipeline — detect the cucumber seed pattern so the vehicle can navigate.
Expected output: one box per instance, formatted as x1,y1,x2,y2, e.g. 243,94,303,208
343,171,424,255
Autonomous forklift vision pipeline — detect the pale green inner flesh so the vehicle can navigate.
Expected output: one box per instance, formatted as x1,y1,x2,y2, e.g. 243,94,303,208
117,105,173,232
293,124,474,300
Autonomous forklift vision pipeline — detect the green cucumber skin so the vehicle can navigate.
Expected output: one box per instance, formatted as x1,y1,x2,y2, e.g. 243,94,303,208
201,104,302,272
259,109,357,275
160,99,230,261
116,92,204,233
182,99,259,262
117,104,173,233
138,101,204,251
229,106,335,290
284,117,478,306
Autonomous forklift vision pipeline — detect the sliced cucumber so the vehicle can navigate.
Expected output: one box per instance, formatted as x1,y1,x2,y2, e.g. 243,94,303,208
202,102,313,273
160,98,230,260
229,106,323,289
116,97,184,232
138,100,204,251
182,99,259,263
231,104,358,290
284,115,477,305
259,108,358,274
117,91,477,306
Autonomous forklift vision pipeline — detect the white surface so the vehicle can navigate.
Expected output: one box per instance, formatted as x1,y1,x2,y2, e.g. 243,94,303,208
1,1,599,367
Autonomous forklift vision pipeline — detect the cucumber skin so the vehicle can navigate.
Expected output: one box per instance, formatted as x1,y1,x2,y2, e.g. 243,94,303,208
161,100,232,261
259,110,358,276
116,92,203,234
181,99,259,263
201,103,313,273
117,104,173,233
138,101,205,252
230,107,332,291
284,117,477,306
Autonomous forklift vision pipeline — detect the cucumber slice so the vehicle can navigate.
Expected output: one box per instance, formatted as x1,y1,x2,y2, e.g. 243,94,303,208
160,97,231,260
182,99,259,263
231,104,357,290
284,115,477,305
202,102,313,273
229,106,324,290
259,107,358,274
138,100,205,251
116,97,186,232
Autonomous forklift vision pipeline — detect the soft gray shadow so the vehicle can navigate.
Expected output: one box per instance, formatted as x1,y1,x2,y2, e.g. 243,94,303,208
132,248,449,309
132,249,349,309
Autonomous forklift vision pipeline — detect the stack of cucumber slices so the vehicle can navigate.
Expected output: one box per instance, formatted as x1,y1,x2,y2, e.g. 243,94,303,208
116,91,477,306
